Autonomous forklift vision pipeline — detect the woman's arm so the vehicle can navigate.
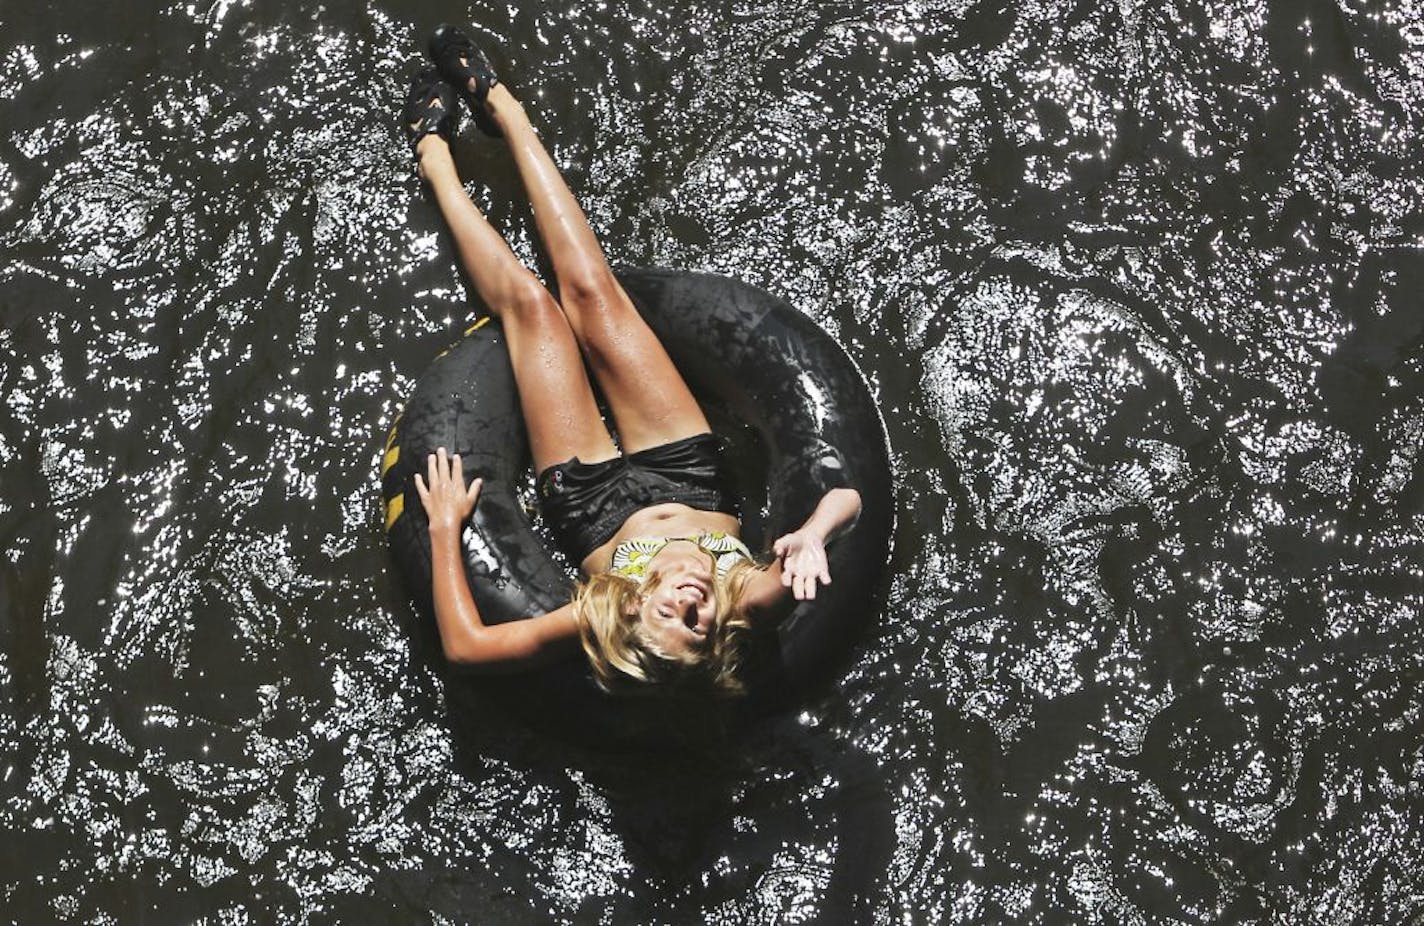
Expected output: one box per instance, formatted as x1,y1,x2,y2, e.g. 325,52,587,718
741,486,862,616
418,448,579,671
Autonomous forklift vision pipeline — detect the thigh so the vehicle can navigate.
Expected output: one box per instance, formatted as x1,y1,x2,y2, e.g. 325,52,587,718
558,275,711,454
498,282,619,474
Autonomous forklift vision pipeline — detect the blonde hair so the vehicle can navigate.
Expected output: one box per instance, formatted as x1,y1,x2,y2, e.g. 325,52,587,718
573,558,761,697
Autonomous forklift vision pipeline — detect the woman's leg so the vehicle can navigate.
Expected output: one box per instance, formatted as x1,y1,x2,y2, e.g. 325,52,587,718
416,134,617,474
481,84,711,454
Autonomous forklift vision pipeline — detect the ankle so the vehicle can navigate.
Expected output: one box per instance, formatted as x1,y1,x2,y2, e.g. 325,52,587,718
415,134,453,179
486,84,523,126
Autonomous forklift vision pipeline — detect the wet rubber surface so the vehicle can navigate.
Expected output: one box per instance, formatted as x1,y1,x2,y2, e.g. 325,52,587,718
3,1,1423,922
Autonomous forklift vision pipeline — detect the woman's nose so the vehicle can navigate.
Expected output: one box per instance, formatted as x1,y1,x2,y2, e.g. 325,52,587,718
671,590,709,627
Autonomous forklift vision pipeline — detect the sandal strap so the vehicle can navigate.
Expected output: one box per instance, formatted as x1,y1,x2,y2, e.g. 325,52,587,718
410,97,450,135
404,71,458,152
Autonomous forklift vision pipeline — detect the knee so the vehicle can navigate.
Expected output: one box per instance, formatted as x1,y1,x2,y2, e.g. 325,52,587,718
501,273,562,325
558,264,633,356
558,261,620,318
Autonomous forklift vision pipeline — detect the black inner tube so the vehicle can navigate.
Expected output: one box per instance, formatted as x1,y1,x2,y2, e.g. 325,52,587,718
381,268,895,748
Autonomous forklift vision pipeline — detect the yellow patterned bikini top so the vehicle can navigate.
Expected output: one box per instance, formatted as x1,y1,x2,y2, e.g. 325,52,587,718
609,532,753,580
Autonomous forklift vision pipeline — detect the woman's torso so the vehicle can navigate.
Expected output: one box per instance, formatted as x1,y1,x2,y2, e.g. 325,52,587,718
580,502,740,576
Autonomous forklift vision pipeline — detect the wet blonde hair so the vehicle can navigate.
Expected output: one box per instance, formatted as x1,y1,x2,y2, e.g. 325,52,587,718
573,558,760,697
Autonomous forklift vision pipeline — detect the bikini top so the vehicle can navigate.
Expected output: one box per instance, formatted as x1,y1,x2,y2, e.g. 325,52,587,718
609,532,754,580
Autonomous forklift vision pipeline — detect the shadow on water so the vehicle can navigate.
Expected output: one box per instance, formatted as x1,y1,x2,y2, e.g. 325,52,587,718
392,559,900,920
437,689,899,923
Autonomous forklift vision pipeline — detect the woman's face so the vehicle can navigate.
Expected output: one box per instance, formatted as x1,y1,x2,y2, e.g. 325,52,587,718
636,544,718,657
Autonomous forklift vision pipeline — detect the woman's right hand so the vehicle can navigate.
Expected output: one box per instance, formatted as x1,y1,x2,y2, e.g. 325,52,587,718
772,530,832,601
414,447,483,538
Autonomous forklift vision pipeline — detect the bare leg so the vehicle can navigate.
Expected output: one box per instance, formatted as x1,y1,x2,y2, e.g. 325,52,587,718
480,84,712,454
416,134,616,473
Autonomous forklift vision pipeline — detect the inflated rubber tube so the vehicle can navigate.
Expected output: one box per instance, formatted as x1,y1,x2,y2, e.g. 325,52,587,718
381,267,894,748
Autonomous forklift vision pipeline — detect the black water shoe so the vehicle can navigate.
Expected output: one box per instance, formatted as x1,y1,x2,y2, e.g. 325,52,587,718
428,23,503,138
403,66,460,152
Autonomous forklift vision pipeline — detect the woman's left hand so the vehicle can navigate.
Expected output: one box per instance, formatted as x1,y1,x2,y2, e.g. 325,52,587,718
772,530,831,601
414,447,483,539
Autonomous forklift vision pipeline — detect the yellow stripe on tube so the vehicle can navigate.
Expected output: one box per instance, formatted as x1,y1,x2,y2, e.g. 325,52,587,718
384,493,404,531
382,318,487,533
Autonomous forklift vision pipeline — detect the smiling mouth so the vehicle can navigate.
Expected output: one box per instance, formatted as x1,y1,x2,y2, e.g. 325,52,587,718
676,581,708,602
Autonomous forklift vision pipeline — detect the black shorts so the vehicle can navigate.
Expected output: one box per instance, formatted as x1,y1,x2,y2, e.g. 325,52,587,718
537,433,740,564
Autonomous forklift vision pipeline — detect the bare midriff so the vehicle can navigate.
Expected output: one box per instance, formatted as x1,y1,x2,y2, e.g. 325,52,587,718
580,502,741,576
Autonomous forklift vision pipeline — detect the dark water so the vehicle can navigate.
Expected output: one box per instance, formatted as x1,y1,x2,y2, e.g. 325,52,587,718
4,0,1424,921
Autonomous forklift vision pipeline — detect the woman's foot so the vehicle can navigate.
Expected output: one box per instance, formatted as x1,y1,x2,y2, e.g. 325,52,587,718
413,133,453,183
404,67,459,154
427,24,503,138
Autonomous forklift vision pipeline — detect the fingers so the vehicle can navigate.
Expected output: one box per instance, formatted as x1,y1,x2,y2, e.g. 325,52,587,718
426,448,475,484
776,535,794,586
417,448,485,531
787,557,806,600
792,568,826,600
781,548,832,601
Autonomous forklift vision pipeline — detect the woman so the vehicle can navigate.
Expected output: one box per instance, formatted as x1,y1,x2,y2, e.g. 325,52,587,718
403,25,862,695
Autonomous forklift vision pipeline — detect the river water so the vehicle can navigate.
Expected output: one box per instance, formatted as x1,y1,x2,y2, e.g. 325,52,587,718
3,1,1423,922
